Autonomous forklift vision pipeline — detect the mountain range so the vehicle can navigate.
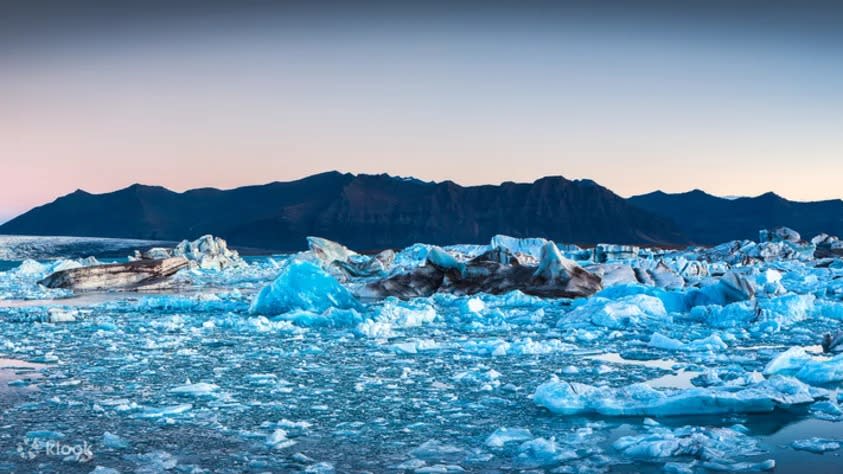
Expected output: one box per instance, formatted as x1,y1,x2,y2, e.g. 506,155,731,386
628,189,843,245
1,171,841,251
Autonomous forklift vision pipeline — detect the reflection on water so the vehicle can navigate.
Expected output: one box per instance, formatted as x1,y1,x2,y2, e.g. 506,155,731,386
587,352,701,388
587,352,680,371
759,418,843,471
644,370,702,389
0,358,47,394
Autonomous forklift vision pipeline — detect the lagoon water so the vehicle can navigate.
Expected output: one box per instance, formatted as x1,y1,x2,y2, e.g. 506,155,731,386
1,236,842,472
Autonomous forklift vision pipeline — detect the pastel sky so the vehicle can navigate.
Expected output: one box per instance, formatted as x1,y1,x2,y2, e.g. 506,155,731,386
2,1,842,223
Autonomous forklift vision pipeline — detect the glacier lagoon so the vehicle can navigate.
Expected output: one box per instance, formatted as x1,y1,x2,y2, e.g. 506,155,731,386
2,233,843,473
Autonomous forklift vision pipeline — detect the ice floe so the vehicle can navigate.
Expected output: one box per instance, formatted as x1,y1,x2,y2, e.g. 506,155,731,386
533,375,819,416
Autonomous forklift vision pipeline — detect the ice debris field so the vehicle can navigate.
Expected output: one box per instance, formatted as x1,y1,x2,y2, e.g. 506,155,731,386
2,230,843,473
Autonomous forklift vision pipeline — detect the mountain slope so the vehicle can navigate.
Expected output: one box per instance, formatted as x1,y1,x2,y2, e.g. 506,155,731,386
628,190,843,244
0,172,684,250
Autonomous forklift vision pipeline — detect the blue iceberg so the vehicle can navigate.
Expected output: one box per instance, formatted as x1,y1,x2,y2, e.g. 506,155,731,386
249,260,361,316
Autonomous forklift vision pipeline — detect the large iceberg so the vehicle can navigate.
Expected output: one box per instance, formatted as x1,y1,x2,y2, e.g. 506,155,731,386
362,241,602,299
134,234,244,270
249,260,361,316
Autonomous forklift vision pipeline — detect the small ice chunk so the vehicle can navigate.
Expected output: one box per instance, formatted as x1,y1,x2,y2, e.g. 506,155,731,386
102,432,129,449
135,403,192,418
686,334,728,352
463,297,485,314
169,382,219,397
129,451,178,473
651,333,728,352
89,467,121,474
513,437,578,469
649,333,687,351
266,429,296,449
663,462,697,474
426,247,466,276
410,440,464,461
304,462,335,473
48,307,78,323
791,437,841,453
26,430,64,440
484,427,533,448
564,294,668,329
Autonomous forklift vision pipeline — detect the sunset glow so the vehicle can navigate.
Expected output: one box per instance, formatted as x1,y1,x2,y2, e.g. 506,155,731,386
2,1,842,221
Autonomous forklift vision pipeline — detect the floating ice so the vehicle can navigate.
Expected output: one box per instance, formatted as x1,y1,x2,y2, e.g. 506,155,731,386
764,347,843,385
25,430,65,440
760,226,801,243
102,431,129,449
586,263,638,287
513,437,579,469
613,424,767,466
128,451,178,473
249,260,361,316
135,234,244,270
426,246,466,277
409,439,464,462
3,231,843,472
356,298,437,338
303,462,335,473
702,460,775,472
685,270,755,308
307,236,393,279
593,243,639,263
169,381,219,396
563,294,668,329
649,332,728,352
266,428,297,449
489,235,549,261
89,467,121,474
791,437,841,453
134,403,193,418
533,375,817,416
484,427,533,448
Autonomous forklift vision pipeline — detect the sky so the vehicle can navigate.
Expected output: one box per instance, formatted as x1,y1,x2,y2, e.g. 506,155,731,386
2,0,842,222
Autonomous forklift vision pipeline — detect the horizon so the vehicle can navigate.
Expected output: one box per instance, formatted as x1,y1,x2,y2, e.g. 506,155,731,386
3,1,843,220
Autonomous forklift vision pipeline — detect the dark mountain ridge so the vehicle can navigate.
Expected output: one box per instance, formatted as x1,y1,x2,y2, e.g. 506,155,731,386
0,172,683,251
629,189,843,245
5,172,841,250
